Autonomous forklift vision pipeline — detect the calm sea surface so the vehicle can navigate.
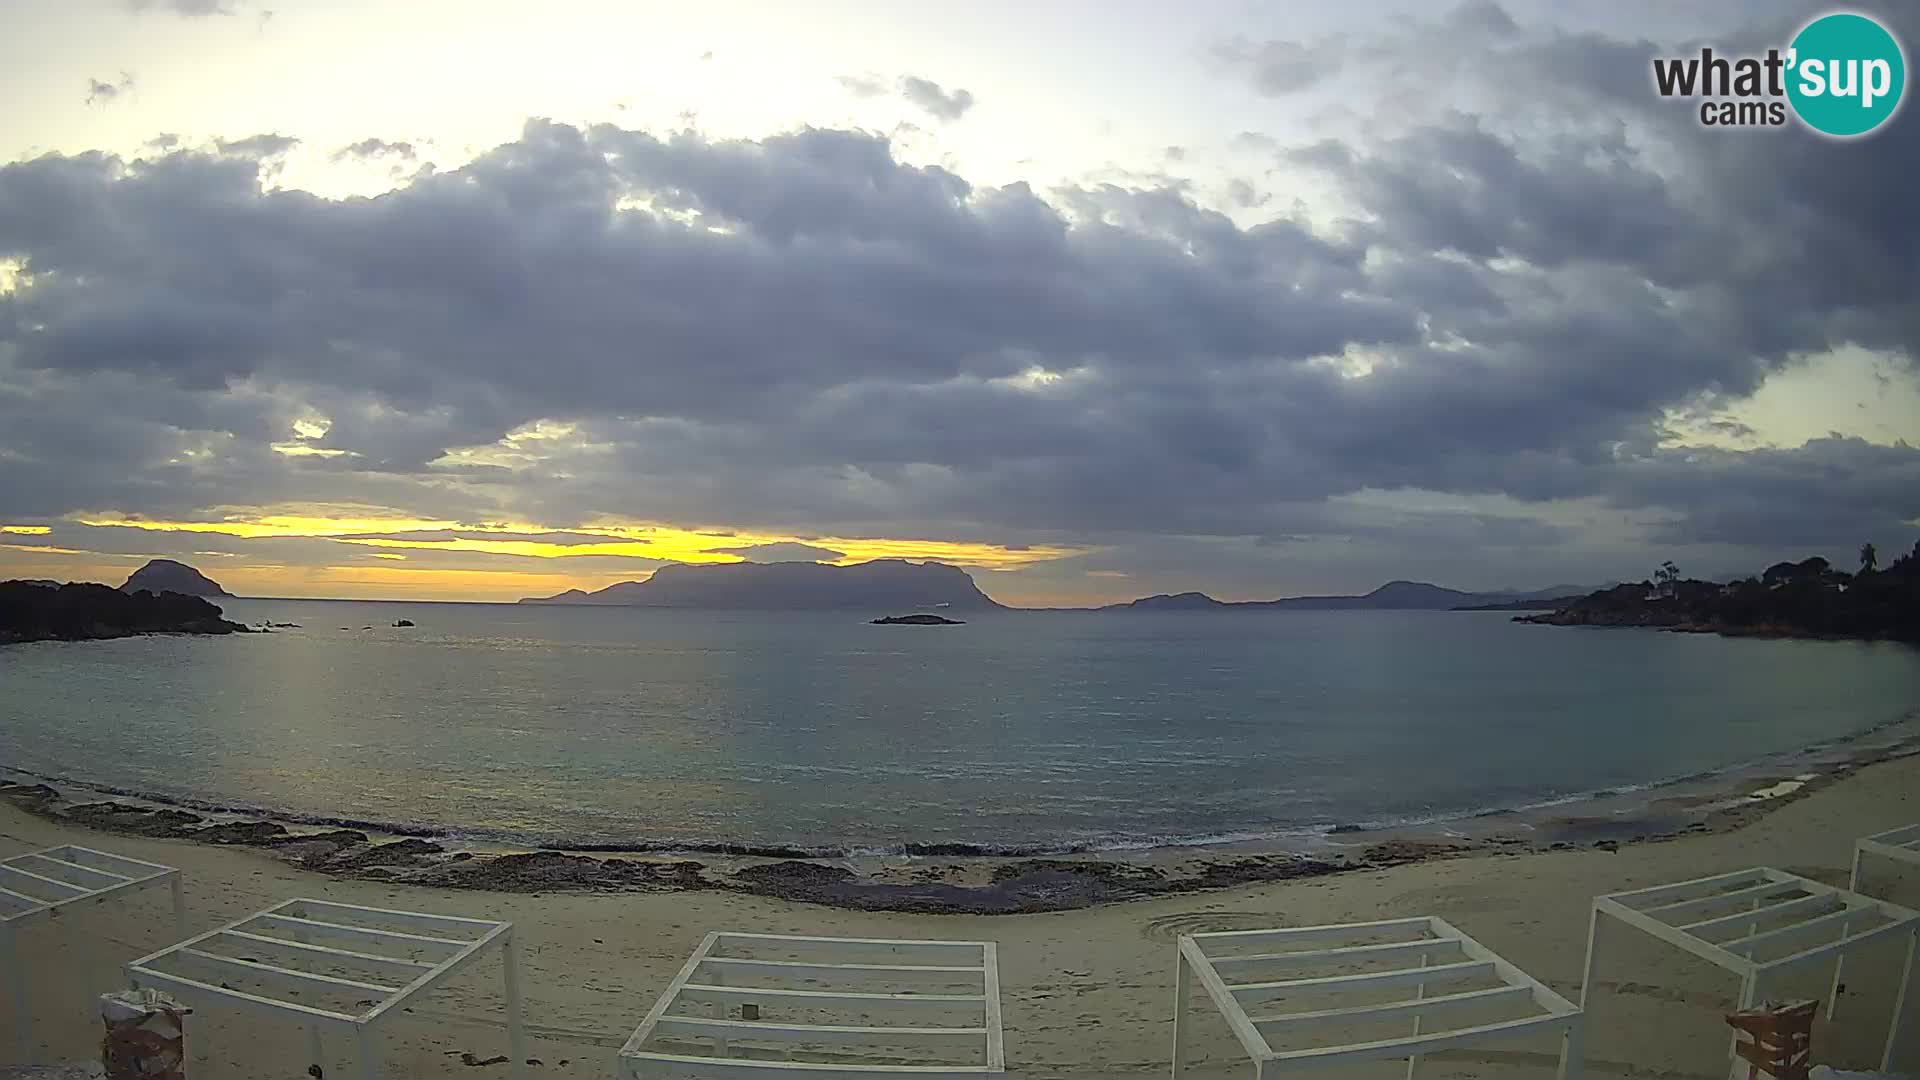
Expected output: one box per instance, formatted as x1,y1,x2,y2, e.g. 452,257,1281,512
3,601,1918,854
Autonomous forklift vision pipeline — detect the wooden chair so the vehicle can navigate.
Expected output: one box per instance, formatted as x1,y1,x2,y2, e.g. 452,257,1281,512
1726,999,1816,1080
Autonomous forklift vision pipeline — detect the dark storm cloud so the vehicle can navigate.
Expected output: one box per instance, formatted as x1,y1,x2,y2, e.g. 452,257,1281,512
2,0,1916,580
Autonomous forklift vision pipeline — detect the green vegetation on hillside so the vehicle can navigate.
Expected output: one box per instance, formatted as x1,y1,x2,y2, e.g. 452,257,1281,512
1521,540,1920,641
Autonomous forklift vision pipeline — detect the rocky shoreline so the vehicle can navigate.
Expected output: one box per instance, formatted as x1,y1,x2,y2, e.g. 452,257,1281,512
0,781,1356,912
0,581,250,646
7,737,1909,914
1515,609,1903,641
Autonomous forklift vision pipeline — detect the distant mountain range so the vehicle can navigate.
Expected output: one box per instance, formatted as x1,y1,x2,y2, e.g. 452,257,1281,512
121,558,233,598
1098,580,1598,612
521,560,1599,613
520,559,1006,610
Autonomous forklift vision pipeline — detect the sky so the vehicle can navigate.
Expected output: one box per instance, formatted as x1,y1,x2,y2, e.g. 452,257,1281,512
0,0,1915,606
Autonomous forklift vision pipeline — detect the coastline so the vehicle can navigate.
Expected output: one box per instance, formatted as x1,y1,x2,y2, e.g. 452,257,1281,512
7,710,1916,914
5,752,1919,1078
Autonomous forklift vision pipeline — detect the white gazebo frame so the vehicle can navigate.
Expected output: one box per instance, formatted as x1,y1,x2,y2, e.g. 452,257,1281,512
618,931,1005,1079
126,897,526,1080
1170,916,1583,1080
0,843,183,1062
1579,866,1919,1073
1829,824,1920,1020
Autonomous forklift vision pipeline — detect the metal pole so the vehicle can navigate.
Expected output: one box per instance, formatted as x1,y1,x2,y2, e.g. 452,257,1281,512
1406,950,1429,1080
1831,845,1865,1019
710,964,728,1058
1558,1016,1585,1080
1576,906,1601,1010
4,921,29,1065
357,1023,379,1080
1727,973,1760,1080
1883,927,1917,1073
169,874,186,943
503,935,528,1080
1170,944,1191,1080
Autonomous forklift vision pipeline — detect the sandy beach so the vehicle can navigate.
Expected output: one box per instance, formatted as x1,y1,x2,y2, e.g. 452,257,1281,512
2,755,1917,1079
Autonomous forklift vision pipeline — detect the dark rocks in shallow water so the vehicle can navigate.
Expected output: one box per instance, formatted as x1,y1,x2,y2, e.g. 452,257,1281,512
63,802,204,838
730,855,1339,914
260,828,369,849
393,619,414,627
407,851,710,892
328,837,445,871
989,859,1164,885
871,613,964,625
1187,856,1341,890
1355,839,1472,867
0,783,60,811
733,861,856,886
263,829,370,868
196,820,288,845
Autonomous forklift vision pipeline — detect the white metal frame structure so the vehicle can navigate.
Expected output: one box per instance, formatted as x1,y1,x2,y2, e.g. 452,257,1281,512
618,932,1004,1079
1579,867,1920,1073
0,843,183,1062
1830,824,1920,1022
1847,824,1920,893
1171,916,1583,1080
127,897,525,1080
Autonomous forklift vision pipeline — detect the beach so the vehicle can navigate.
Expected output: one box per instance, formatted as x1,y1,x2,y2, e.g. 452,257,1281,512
4,755,1918,1079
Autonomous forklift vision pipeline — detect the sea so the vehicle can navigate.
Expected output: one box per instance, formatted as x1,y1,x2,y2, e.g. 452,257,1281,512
3,600,1918,856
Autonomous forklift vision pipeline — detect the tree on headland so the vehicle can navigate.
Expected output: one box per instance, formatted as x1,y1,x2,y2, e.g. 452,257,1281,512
1530,538,1920,641
1653,560,1680,598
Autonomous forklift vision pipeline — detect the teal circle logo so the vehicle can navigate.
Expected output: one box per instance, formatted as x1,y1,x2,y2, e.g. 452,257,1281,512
1787,12,1906,137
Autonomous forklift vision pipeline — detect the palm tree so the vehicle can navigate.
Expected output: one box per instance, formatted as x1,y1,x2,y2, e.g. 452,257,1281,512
1860,542,1878,574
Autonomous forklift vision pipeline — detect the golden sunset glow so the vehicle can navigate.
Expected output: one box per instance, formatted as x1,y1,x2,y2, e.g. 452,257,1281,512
334,535,751,562
201,563,650,602
23,506,1084,598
